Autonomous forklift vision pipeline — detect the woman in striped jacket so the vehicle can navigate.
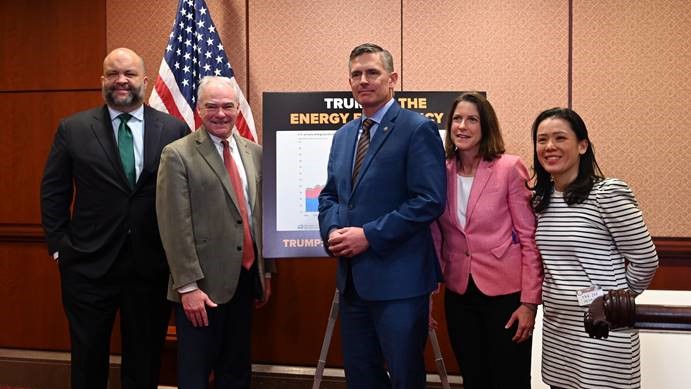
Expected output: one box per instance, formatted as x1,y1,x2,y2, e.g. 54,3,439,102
530,107,658,389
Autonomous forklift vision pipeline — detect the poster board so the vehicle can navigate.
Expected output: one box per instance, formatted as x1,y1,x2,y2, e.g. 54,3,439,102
262,91,463,258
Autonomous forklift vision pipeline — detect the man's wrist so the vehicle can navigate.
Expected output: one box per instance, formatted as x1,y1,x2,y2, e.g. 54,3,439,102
177,282,199,294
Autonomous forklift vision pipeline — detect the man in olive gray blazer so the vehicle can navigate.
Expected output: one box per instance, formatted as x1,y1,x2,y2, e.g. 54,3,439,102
156,76,271,389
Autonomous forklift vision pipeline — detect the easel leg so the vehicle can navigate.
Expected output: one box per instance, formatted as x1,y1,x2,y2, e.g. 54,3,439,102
313,289,340,389
429,328,451,389
313,291,451,389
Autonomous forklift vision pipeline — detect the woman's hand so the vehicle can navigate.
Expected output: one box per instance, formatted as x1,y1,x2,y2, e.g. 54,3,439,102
505,303,537,343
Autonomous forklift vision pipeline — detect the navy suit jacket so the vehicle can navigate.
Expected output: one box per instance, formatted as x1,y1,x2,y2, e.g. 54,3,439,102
318,101,446,301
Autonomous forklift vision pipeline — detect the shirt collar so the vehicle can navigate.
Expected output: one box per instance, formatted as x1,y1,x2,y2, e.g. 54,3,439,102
108,104,144,122
362,98,395,124
208,130,238,150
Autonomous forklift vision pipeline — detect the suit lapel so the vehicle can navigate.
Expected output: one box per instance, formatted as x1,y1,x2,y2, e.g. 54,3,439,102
139,106,164,189
465,159,494,223
90,106,131,191
445,160,465,234
194,129,241,212
351,102,399,191
343,120,359,193
234,133,258,211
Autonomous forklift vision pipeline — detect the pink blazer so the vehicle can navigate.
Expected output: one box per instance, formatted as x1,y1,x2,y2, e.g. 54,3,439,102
431,154,542,304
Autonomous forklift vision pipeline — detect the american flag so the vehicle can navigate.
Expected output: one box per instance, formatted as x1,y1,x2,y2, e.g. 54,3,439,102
149,0,257,141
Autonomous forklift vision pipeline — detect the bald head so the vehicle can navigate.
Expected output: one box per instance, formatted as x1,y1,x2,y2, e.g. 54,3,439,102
103,48,146,74
101,48,148,112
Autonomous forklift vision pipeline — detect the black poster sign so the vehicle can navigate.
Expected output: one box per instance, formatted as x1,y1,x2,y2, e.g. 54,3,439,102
262,91,464,258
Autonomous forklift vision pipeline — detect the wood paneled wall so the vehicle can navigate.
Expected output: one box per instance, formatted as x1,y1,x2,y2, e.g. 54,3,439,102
0,0,107,352
0,0,689,380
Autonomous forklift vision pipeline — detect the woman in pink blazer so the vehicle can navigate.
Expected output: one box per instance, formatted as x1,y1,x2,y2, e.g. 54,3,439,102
431,92,543,389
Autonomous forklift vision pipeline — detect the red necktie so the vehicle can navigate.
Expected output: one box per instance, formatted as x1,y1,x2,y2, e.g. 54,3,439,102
221,139,255,270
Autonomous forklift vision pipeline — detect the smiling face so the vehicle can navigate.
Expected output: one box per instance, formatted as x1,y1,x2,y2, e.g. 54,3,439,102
535,117,589,190
197,81,239,139
101,48,147,112
450,100,482,156
348,52,398,116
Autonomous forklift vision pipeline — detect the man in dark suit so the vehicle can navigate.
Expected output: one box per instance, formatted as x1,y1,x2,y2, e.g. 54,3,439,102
40,47,189,389
318,43,446,388
156,76,272,389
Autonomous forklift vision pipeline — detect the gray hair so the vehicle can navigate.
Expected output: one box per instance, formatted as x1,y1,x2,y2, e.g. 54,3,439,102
197,76,240,104
349,43,394,73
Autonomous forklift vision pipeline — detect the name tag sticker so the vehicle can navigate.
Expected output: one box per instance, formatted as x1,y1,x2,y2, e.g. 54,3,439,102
576,286,604,306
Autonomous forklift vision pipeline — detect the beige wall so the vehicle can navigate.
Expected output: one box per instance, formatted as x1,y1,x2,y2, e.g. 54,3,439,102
572,0,691,237
108,0,691,237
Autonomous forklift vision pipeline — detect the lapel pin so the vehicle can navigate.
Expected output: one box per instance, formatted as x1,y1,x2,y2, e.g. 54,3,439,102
383,126,389,132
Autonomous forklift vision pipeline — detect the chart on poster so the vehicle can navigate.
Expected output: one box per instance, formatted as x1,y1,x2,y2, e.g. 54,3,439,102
276,130,335,231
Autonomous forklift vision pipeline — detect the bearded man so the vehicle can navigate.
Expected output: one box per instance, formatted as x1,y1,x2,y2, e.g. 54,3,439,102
40,48,189,389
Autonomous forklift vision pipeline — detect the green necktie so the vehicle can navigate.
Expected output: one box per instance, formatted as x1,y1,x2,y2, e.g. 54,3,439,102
117,113,136,188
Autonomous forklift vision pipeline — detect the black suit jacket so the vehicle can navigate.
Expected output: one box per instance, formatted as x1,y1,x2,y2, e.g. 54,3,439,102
41,105,190,279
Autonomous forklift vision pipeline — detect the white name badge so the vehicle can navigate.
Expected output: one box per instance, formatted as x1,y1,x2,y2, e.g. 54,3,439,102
576,286,604,306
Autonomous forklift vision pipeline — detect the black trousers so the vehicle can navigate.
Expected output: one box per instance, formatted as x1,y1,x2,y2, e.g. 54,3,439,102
60,239,171,389
175,265,258,389
445,277,532,389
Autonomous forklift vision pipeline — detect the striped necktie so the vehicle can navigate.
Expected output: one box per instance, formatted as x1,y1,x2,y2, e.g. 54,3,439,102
352,118,374,185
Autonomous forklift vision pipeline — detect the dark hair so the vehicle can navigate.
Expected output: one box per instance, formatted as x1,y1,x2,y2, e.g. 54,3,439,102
529,107,604,213
443,92,505,161
349,43,394,73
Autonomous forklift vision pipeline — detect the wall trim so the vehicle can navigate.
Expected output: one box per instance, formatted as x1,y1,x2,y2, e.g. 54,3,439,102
1,223,688,261
0,223,45,243
652,237,691,262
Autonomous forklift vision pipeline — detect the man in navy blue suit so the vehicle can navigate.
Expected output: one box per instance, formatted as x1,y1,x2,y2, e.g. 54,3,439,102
318,43,446,388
